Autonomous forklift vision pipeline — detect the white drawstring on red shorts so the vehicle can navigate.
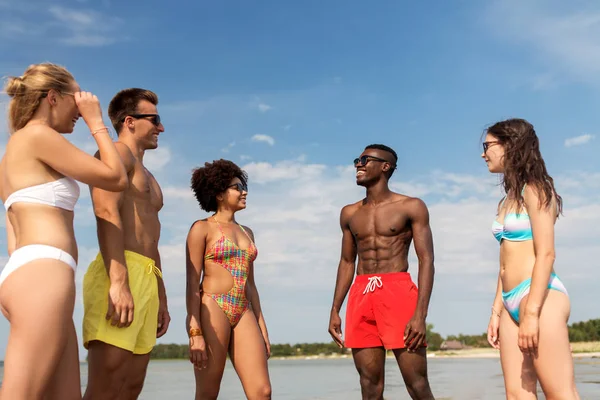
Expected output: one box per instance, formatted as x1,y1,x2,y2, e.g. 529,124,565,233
363,276,382,294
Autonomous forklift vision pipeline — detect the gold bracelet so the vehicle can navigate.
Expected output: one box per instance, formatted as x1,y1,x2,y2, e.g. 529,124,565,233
91,127,109,136
491,307,501,317
189,328,203,337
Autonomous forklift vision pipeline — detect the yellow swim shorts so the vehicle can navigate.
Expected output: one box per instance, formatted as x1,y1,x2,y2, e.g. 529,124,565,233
82,250,162,355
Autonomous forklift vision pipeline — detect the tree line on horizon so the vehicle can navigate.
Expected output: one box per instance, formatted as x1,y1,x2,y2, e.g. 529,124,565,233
149,318,600,359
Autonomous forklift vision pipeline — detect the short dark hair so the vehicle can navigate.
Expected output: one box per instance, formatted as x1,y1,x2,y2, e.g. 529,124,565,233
108,88,158,134
365,143,398,179
191,159,248,212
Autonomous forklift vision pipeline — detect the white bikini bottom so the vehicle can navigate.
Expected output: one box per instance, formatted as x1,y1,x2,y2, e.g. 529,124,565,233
0,244,77,287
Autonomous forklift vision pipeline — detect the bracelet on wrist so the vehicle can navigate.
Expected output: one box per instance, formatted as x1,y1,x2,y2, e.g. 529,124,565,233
491,307,501,317
91,127,110,136
189,328,203,337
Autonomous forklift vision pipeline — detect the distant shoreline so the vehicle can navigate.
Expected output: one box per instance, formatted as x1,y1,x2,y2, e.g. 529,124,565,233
269,346,600,361
268,351,600,361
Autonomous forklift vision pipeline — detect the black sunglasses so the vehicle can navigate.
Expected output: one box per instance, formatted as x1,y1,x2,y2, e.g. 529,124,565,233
482,141,499,152
228,183,248,193
126,114,161,126
353,155,395,168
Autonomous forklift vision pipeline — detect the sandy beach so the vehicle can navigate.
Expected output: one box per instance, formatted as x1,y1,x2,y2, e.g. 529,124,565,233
271,342,600,361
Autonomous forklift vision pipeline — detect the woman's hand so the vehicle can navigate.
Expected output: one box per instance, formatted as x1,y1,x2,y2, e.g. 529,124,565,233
74,91,104,130
487,314,501,349
261,330,271,359
518,313,540,356
189,335,208,370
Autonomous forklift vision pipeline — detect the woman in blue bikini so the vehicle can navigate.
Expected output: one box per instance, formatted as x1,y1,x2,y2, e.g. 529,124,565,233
482,118,579,399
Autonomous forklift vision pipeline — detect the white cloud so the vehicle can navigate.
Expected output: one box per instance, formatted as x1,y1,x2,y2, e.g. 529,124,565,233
240,155,252,161
144,146,171,171
564,134,594,148
221,141,236,153
486,1,600,83
257,103,271,113
251,134,275,146
2,152,600,355
48,6,124,47
0,3,124,47
147,159,600,343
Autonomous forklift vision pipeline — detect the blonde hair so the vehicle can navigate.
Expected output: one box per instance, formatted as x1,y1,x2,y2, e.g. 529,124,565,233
4,63,75,133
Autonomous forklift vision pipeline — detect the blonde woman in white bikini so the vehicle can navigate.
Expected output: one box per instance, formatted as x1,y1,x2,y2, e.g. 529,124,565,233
0,63,127,399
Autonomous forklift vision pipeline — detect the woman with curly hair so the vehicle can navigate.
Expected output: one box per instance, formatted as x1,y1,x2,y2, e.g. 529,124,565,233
185,159,272,400
482,119,579,399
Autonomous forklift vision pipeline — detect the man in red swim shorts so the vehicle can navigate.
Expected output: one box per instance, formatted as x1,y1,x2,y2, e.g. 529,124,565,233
328,144,435,400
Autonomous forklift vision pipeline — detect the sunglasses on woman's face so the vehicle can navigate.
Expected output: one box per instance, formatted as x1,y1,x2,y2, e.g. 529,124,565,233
127,114,161,126
482,141,499,153
228,183,248,193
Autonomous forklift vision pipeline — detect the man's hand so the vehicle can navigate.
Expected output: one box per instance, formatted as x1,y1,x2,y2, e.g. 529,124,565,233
328,310,344,348
404,315,426,352
157,296,170,338
107,281,135,328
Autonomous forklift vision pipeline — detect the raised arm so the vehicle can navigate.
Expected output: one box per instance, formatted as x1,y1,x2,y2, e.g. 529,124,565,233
520,184,557,354
186,220,208,370
91,143,135,328
243,226,270,357
328,205,357,348
35,92,128,191
404,198,435,351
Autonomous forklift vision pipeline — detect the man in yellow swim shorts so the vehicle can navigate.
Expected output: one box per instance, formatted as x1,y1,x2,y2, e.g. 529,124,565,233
82,88,171,399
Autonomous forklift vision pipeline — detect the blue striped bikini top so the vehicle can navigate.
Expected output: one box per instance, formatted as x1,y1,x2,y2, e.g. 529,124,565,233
491,186,532,243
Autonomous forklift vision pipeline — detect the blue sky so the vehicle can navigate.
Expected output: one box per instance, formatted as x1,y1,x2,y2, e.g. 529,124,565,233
1,0,600,360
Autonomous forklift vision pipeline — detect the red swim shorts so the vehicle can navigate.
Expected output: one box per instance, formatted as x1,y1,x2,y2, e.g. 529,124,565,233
345,272,425,350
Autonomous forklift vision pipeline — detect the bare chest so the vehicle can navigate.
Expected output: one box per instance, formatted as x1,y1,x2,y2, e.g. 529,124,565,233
127,165,163,211
349,206,411,240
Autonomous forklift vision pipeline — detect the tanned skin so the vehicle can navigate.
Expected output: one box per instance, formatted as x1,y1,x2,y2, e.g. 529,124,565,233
84,99,170,400
328,147,435,400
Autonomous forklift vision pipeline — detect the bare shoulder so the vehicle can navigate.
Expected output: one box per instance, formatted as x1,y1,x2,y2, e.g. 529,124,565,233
341,200,362,218
393,194,429,218
19,124,61,144
115,142,136,172
241,224,255,240
522,182,557,213
188,219,209,240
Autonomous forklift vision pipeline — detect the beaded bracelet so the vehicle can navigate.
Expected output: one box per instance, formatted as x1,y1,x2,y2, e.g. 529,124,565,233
189,328,203,337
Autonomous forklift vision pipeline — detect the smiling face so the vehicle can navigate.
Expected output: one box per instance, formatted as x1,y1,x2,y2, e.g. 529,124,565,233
481,133,505,173
129,99,164,150
217,177,248,212
354,148,395,187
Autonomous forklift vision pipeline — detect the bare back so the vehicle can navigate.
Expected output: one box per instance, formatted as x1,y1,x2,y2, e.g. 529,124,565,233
345,193,418,275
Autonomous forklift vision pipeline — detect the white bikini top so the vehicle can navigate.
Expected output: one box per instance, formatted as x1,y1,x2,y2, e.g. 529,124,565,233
3,177,80,211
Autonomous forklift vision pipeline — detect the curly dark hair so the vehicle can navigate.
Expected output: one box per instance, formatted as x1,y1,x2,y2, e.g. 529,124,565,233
191,159,248,212
486,118,562,215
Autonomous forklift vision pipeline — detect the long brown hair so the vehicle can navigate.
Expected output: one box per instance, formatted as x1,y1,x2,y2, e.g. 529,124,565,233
486,118,562,216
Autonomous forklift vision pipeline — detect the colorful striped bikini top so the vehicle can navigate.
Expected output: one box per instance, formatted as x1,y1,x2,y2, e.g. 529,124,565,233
491,186,533,243
204,219,258,265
